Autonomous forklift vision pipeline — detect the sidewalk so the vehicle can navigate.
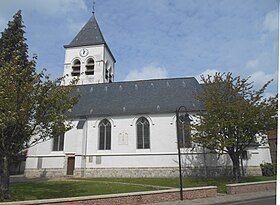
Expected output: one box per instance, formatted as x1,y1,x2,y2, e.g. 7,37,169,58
147,191,276,205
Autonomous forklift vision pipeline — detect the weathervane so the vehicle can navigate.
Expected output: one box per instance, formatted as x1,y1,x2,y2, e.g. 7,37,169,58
92,0,95,14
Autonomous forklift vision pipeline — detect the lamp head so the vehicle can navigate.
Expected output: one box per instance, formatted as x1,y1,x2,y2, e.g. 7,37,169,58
184,113,192,123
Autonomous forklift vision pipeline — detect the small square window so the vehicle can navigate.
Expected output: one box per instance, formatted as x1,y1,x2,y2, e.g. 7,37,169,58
89,156,93,163
96,156,102,164
37,157,43,169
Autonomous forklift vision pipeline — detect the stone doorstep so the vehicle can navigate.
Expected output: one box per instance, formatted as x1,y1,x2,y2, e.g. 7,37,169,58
1,186,217,205
226,180,276,187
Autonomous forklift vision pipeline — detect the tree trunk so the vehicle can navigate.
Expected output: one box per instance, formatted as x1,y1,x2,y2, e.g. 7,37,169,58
229,153,241,183
0,156,10,200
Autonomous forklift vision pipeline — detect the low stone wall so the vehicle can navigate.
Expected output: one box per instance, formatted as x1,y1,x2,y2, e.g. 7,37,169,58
2,186,217,205
226,180,276,194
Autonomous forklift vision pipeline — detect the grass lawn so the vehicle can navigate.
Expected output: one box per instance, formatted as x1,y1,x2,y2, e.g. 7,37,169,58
79,175,276,193
10,180,161,201
10,175,276,201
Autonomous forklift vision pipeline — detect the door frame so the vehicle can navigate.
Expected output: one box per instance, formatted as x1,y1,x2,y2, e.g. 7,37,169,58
66,153,75,175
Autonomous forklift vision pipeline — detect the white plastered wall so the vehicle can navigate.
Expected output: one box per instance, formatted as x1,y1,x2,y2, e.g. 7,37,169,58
26,113,272,171
62,44,115,85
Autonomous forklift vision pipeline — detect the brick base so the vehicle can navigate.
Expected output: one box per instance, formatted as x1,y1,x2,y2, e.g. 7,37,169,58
2,186,217,205
226,180,276,194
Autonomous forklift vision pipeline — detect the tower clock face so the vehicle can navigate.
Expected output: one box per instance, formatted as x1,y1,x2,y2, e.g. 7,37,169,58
80,48,89,57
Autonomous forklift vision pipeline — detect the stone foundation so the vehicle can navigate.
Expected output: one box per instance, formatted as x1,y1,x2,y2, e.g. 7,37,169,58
244,166,262,176
25,168,66,178
81,167,233,178
25,166,262,178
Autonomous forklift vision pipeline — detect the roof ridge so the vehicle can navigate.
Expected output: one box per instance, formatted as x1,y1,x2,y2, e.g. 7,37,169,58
75,76,198,87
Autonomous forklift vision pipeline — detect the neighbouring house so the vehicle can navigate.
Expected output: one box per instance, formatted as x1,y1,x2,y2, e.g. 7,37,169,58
267,129,277,163
24,13,272,178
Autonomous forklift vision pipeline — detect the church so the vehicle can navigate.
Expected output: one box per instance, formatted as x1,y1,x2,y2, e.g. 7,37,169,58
24,12,272,178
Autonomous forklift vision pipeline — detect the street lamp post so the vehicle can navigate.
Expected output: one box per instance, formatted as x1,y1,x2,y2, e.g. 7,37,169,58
175,106,191,201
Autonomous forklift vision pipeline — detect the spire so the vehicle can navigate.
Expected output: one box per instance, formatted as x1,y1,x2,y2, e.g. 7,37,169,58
64,14,106,48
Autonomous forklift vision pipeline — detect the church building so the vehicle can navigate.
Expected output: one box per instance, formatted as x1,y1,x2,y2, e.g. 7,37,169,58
24,12,272,178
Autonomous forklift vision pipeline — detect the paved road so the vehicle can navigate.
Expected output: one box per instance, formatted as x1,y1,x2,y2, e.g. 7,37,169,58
148,191,276,205
227,196,276,205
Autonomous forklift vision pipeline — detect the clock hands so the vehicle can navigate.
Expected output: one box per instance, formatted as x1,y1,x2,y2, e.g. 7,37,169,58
80,48,88,57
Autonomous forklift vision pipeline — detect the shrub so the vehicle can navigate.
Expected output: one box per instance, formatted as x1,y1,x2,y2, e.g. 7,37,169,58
260,163,276,176
272,163,277,175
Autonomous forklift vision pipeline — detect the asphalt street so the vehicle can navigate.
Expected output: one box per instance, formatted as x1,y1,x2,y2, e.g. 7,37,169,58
227,196,276,205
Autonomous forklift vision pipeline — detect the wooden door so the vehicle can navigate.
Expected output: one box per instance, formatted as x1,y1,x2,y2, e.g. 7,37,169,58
67,157,75,175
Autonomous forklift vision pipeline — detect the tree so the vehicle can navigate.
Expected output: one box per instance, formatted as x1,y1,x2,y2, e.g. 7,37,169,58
192,72,277,183
0,11,78,200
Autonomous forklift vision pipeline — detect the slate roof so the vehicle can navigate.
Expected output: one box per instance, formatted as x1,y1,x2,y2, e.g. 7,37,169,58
67,77,204,118
64,15,106,48
64,14,116,62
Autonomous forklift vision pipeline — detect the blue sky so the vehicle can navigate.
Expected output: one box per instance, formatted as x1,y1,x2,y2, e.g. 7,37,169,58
0,0,278,96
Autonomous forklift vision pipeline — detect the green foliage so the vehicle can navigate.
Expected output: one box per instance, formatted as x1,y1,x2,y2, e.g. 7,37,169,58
192,72,277,182
0,11,30,68
260,163,276,176
0,11,78,159
0,10,79,200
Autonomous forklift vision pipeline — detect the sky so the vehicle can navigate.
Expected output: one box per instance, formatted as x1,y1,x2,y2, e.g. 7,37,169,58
0,0,278,97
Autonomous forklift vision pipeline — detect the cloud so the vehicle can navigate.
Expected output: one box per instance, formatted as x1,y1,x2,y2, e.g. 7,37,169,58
124,64,168,81
195,69,221,82
249,71,278,89
0,0,87,16
263,9,278,32
66,18,86,34
263,92,276,99
245,59,259,70
0,16,6,31
0,0,88,34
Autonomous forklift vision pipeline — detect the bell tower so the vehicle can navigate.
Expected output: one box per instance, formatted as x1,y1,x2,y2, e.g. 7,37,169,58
63,12,116,85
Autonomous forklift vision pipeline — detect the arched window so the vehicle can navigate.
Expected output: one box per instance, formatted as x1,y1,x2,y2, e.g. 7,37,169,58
99,119,111,150
105,68,109,81
136,117,150,149
108,68,113,83
104,61,109,81
52,133,64,151
85,58,94,75
71,59,81,76
178,115,191,148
